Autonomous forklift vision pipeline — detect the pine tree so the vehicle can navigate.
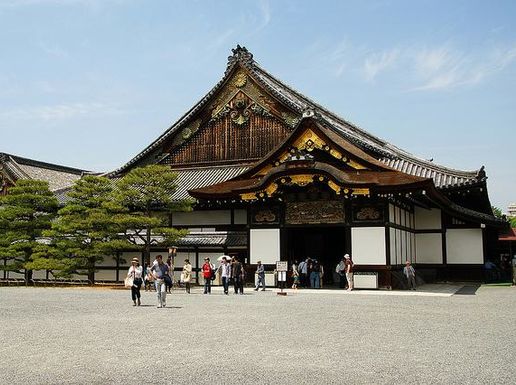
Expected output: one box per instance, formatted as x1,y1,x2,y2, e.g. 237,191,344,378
112,165,191,265
43,175,128,283
0,180,58,283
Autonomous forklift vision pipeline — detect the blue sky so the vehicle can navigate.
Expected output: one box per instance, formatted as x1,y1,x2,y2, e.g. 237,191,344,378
0,0,515,211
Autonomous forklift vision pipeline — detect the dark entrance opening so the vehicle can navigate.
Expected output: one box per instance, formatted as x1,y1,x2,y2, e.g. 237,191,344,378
283,226,346,286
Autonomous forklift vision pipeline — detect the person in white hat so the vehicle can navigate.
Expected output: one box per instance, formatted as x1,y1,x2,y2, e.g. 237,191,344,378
127,257,143,306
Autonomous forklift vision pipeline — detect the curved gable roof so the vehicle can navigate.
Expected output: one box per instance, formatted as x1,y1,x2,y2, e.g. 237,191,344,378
111,45,484,188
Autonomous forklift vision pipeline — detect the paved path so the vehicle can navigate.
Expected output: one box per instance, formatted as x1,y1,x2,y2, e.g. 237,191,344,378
1,285,514,384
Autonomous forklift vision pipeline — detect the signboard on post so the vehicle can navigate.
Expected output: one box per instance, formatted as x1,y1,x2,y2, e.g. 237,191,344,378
276,261,288,273
276,261,288,296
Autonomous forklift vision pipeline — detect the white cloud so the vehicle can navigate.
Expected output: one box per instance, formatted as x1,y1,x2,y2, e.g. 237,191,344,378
363,49,399,82
410,43,516,91
0,102,124,122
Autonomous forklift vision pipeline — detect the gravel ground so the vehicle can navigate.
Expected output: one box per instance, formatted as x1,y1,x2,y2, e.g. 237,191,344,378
0,285,515,385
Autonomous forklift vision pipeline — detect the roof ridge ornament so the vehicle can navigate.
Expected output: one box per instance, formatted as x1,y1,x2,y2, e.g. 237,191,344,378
302,108,315,118
227,45,254,72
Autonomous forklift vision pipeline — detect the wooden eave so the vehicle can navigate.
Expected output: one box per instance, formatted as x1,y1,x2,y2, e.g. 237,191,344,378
189,158,432,200
234,117,391,182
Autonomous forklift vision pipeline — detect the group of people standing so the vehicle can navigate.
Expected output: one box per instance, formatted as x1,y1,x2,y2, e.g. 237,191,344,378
292,258,325,289
126,255,193,308
201,256,246,295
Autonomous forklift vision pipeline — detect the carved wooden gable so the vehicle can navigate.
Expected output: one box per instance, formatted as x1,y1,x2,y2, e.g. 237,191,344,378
162,69,300,167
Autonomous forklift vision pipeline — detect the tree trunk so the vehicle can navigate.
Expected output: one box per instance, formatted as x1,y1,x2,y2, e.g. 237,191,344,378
24,268,33,285
86,257,95,284
24,251,33,285
144,225,151,265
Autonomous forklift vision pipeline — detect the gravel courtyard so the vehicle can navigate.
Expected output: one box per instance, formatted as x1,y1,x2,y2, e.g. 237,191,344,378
0,285,515,385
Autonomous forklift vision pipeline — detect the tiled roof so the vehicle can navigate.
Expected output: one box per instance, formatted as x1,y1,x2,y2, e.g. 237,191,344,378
110,46,484,189
0,153,86,191
55,165,249,204
171,165,249,200
175,231,247,247
250,61,482,188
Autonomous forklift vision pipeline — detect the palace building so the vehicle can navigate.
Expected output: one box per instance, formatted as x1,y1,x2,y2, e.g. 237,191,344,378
1,46,505,287
106,46,503,288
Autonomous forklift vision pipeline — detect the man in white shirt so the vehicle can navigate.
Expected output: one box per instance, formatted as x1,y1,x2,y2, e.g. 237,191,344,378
218,257,232,295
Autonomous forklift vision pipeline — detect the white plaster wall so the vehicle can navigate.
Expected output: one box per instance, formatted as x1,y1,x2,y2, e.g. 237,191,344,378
415,207,442,230
95,270,117,281
97,255,118,267
415,233,443,264
172,210,231,226
250,229,280,264
446,229,484,264
396,229,402,265
234,209,247,224
390,228,396,265
32,270,47,279
351,227,386,265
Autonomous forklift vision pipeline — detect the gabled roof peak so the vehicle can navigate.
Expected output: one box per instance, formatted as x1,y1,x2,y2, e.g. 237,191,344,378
226,45,255,73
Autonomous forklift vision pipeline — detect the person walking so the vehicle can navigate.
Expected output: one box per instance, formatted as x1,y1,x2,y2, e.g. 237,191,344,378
202,257,213,294
127,257,143,306
403,261,416,290
254,260,266,291
291,263,299,290
218,257,231,295
344,254,354,291
182,259,192,294
336,257,346,289
232,257,243,294
151,255,170,308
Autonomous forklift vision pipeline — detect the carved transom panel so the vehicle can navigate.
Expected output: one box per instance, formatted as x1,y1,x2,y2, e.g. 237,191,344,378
251,206,281,225
285,201,345,225
353,205,384,222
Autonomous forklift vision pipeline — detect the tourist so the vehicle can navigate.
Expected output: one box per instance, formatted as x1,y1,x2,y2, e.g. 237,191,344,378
336,257,346,289
319,263,325,289
310,259,321,289
291,263,299,290
232,257,243,294
151,254,170,308
202,257,213,294
127,257,143,306
239,262,246,294
298,258,308,287
254,260,266,291
218,257,231,295
344,254,354,291
144,263,153,291
182,259,192,294
165,256,174,293
403,261,416,290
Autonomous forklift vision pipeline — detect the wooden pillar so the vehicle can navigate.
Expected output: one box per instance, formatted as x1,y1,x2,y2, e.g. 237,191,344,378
195,247,200,285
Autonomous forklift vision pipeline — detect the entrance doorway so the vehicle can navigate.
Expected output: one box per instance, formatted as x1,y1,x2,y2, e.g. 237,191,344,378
283,226,346,285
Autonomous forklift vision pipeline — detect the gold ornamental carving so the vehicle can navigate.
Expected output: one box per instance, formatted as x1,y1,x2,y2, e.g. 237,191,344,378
352,188,370,196
285,201,345,224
